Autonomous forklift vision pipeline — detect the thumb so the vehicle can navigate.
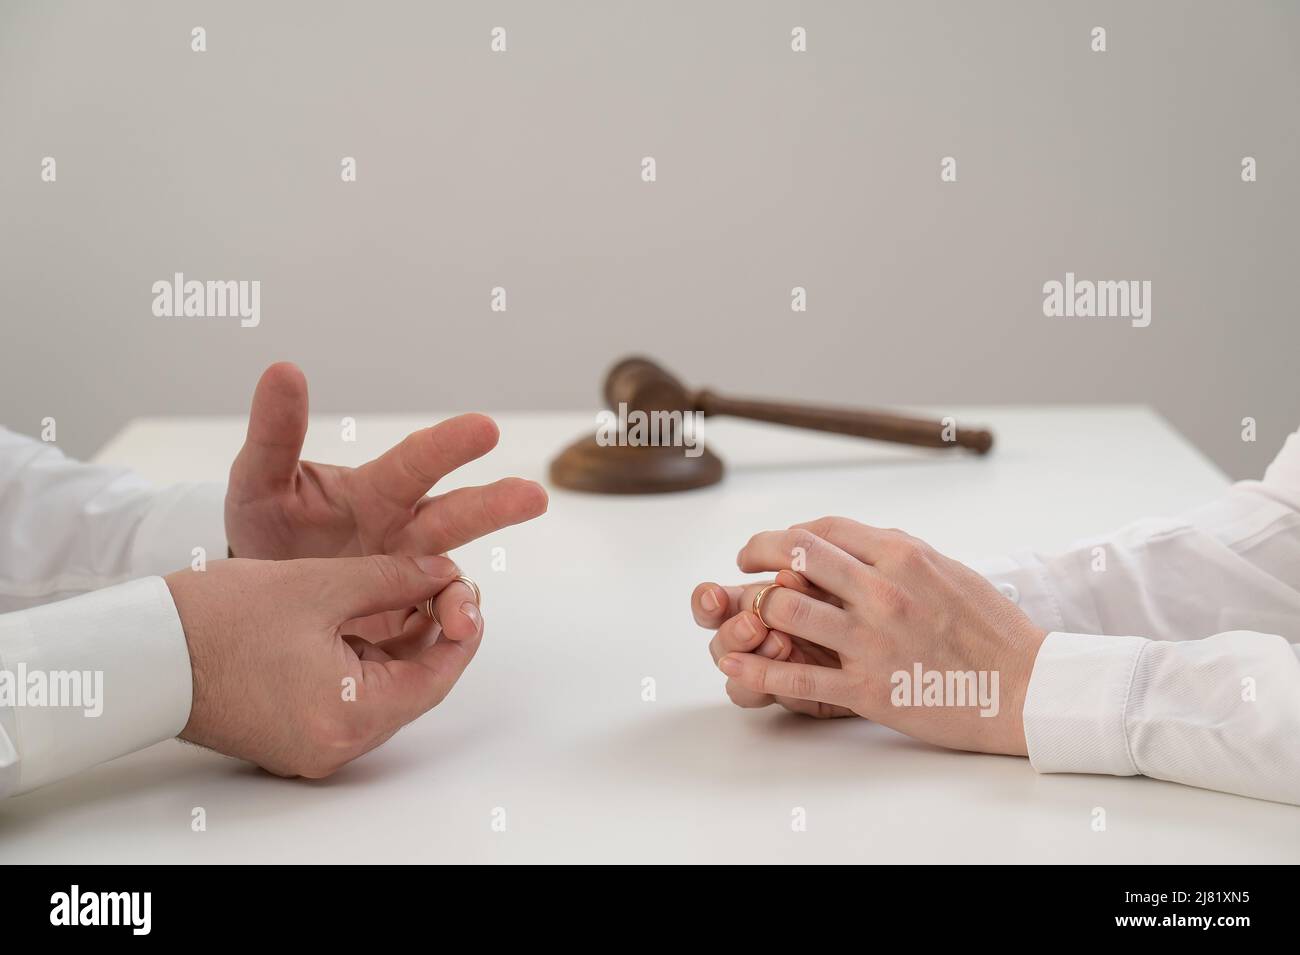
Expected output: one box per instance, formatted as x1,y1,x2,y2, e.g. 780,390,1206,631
231,362,309,494
297,554,460,623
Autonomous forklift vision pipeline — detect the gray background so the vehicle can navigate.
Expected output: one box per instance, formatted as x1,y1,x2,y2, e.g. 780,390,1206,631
2,0,1296,477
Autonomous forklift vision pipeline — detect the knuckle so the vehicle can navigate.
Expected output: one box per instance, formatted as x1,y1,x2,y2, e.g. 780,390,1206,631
365,554,405,591
783,591,813,629
789,669,821,700
787,529,819,559
873,580,911,617
440,499,477,543
891,537,929,570
799,516,838,536
476,489,504,531
399,434,438,485
819,515,850,536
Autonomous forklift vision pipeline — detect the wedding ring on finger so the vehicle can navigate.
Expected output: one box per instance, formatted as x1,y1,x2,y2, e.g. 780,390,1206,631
752,583,781,631
424,575,482,625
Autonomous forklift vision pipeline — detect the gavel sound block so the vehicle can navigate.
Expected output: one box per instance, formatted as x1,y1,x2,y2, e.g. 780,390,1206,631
549,357,995,494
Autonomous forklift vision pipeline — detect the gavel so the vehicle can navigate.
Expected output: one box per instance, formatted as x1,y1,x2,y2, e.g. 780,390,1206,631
550,356,994,494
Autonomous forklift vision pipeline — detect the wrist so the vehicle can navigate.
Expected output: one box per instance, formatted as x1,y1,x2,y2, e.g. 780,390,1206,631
1000,623,1048,757
163,569,216,747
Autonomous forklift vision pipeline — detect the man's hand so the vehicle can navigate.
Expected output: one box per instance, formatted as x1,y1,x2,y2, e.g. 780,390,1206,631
166,554,478,778
694,517,1047,756
224,362,548,567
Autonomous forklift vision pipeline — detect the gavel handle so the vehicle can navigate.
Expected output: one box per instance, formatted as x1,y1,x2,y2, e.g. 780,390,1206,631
693,390,994,454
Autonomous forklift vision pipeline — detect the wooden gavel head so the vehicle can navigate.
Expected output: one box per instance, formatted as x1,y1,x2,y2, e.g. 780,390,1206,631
603,356,694,414
549,356,994,494
550,357,724,494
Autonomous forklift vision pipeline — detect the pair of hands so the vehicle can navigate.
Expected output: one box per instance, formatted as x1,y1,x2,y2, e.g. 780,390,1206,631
165,363,548,778
692,518,1047,757
171,363,1044,777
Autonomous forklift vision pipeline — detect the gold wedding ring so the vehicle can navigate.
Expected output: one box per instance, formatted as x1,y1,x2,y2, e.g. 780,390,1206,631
751,583,781,630
425,574,482,624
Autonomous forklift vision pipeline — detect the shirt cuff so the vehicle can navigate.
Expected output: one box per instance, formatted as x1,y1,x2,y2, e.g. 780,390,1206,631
1023,631,1147,777
0,576,193,796
131,482,227,577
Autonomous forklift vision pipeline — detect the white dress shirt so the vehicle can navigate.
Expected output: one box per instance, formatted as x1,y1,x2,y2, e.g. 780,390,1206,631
981,429,1300,804
0,427,224,796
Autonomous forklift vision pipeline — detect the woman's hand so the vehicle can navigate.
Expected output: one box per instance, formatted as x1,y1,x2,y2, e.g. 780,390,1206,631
691,571,855,718
696,517,1047,756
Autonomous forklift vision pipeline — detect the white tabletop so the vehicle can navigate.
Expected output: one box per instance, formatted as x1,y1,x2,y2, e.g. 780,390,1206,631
5,406,1294,863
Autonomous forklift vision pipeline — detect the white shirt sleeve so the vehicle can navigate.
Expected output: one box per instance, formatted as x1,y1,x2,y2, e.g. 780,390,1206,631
979,428,1300,804
0,577,196,796
0,427,226,797
0,427,226,613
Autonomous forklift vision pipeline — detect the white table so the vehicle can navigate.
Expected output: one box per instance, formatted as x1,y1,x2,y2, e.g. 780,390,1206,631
4,406,1295,863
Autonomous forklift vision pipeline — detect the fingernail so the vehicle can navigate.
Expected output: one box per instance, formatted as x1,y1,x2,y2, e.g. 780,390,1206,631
719,655,742,677
414,556,453,577
700,589,719,613
460,602,482,631
740,614,761,641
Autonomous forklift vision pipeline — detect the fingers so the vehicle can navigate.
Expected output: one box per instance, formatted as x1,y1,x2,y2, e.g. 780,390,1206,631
775,569,843,608
737,529,866,599
718,653,852,707
748,585,854,651
691,581,756,628
297,554,461,623
369,624,484,724
724,679,774,709
692,570,842,629
427,579,482,641
339,609,412,643
708,611,771,662
696,574,847,649
791,516,913,566
408,477,548,553
708,613,793,679
231,362,309,495
759,630,795,662
357,413,500,509
773,696,857,719
706,614,780,708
